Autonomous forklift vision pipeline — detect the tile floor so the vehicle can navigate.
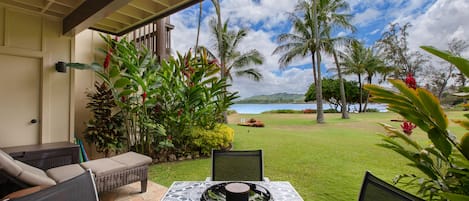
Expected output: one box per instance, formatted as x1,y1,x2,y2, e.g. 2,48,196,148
99,181,168,201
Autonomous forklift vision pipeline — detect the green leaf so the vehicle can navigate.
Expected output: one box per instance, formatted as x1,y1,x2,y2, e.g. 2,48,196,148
441,192,469,201
89,62,104,72
417,88,448,130
371,97,413,108
66,62,89,70
427,127,452,157
421,46,469,78
114,78,131,88
364,84,400,98
389,80,426,113
118,89,134,97
380,123,422,150
453,120,469,130
109,66,120,78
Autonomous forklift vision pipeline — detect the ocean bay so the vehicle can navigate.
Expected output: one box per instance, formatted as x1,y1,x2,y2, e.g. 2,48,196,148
229,103,387,114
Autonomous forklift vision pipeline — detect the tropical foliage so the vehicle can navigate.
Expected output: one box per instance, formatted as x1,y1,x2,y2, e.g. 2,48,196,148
70,35,237,159
152,50,238,155
375,23,428,79
364,46,469,200
205,19,264,82
339,40,383,112
317,0,355,119
305,78,360,111
188,124,234,156
274,0,355,122
273,0,326,122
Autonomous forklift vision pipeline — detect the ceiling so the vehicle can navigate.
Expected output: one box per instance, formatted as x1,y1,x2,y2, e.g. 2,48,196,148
0,0,201,36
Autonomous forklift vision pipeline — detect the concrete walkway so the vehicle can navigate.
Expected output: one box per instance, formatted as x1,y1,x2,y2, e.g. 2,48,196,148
99,181,168,201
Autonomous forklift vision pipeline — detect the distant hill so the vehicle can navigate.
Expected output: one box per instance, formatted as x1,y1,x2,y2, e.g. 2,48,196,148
235,93,306,104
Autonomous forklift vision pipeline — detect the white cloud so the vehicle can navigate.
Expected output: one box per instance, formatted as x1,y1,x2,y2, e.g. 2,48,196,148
220,0,295,30
405,0,469,52
352,8,381,26
369,29,380,35
169,0,466,98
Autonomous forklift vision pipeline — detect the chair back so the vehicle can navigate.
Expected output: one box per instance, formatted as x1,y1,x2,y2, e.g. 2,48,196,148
358,171,424,201
11,169,98,201
212,149,264,181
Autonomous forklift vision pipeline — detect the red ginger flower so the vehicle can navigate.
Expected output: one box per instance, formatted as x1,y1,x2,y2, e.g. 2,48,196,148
401,121,417,135
209,59,220,67
103,52,111,69
103,38,117,69
141,92,147,103
405,73,416,89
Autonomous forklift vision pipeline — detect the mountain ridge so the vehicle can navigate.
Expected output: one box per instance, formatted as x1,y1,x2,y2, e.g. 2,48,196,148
235,92,306,104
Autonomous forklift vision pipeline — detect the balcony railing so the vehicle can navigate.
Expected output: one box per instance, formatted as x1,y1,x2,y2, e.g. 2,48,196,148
124,18,173,59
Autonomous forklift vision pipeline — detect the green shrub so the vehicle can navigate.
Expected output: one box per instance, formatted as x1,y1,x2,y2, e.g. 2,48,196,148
364,108,379,112
227,110,238,115
189,124,234,156
262,109,302,114
323,108,339,113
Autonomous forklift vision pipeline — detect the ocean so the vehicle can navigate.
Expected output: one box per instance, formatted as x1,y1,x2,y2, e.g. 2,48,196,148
229,103,388,114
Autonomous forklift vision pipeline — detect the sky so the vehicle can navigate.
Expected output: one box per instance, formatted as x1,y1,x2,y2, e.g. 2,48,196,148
170,0,469,98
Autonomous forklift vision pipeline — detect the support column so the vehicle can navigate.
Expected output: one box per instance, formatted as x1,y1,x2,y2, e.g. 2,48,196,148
156,18,167,62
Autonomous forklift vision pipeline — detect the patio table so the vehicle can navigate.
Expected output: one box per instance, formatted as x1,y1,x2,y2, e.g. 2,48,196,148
161,181,303,201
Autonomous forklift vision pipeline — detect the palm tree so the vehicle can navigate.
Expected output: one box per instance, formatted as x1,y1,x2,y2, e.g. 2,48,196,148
206,1,263,122
318,0,355,119
210,0,224,77
274,0,353,123
273,1,328,123
195,1,203,52
205,18,264,81
340,41,382,112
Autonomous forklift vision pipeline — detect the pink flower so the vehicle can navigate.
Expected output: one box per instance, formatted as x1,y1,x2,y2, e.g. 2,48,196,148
405,73,416,89
401,121,417,135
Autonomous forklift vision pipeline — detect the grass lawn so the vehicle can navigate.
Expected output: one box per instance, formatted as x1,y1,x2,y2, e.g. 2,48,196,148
149,111,467,201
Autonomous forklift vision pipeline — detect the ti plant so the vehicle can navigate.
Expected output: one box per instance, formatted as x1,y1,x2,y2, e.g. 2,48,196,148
84,82,125,157
364,46,469,200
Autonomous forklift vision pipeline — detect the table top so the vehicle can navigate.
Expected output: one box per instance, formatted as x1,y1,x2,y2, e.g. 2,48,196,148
161,181,304,201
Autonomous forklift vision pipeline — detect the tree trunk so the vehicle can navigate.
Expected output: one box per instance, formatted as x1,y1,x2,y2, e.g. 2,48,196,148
211,0,228,123
194,1,202,53
358,74,362,112
312,53,317,87
312,0,324,123
316,53,324,123
332,49,349,119
362,76,372,112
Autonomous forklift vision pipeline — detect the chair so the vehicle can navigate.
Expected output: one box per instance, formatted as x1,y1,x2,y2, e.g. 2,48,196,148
358,171,424,201
0,148,151,195
6,169,98,201
210,150,267,181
